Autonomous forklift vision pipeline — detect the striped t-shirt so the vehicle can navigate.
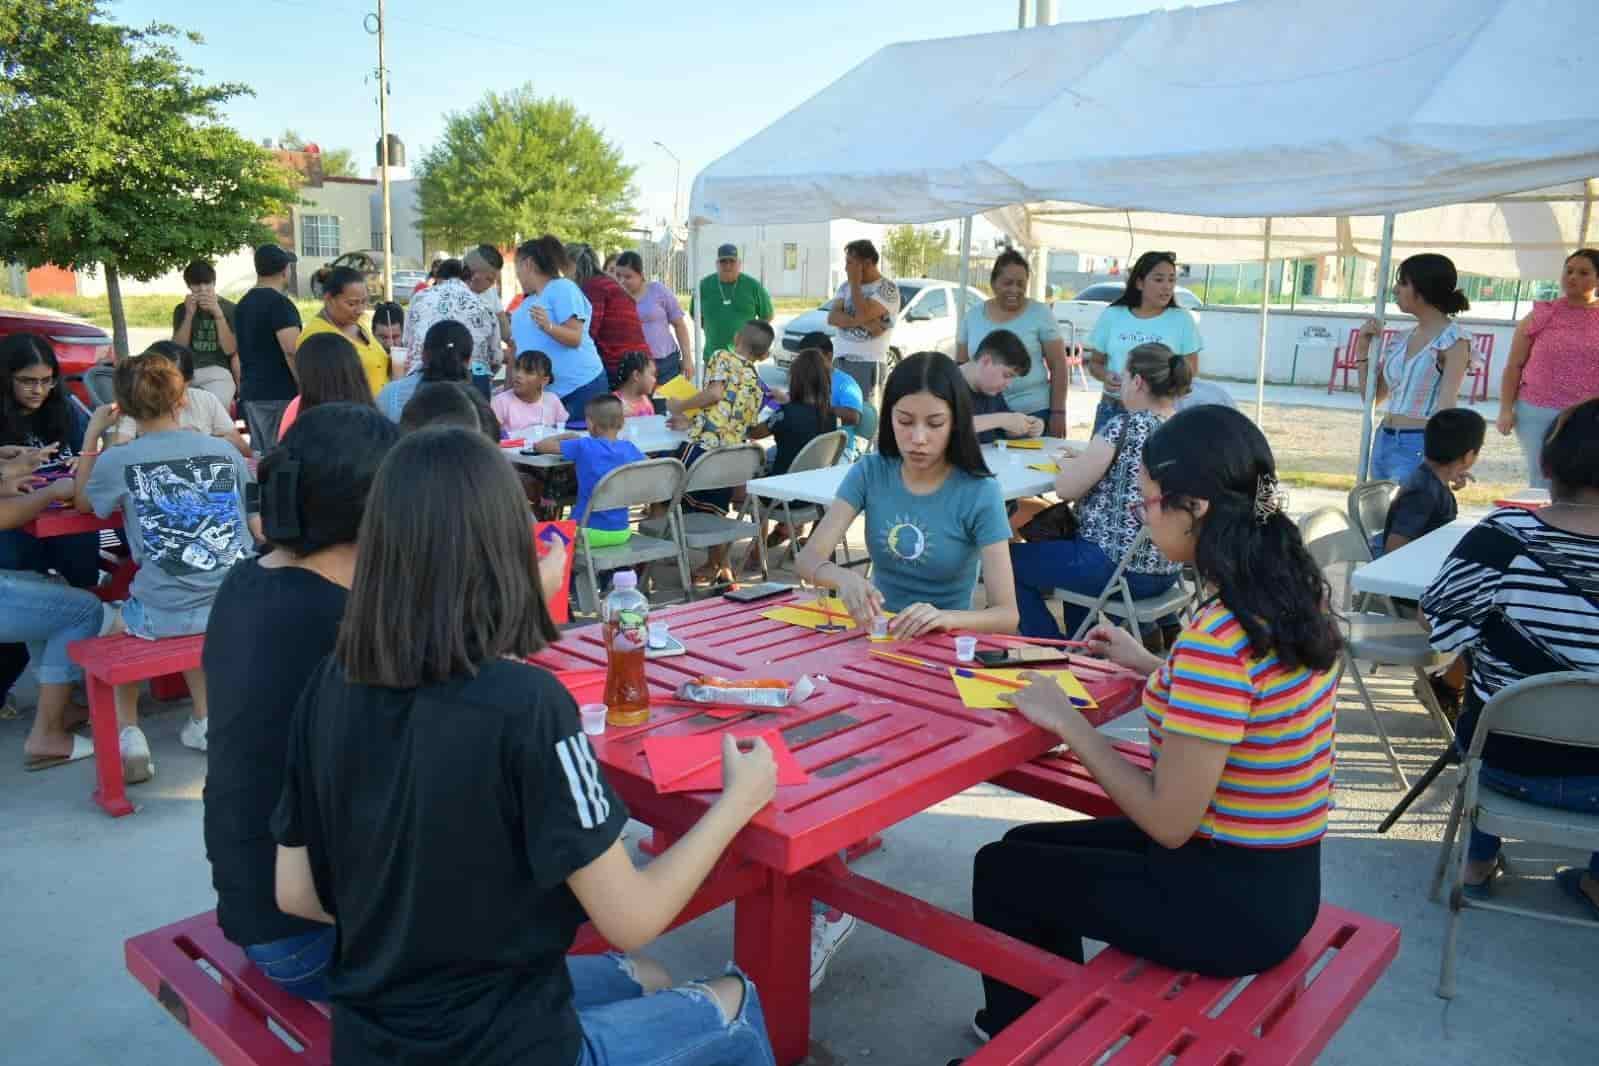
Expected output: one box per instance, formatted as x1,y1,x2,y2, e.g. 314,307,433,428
1143,603,1338,848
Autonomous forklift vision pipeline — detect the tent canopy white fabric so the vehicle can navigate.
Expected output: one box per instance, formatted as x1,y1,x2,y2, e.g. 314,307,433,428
690,0,1599,235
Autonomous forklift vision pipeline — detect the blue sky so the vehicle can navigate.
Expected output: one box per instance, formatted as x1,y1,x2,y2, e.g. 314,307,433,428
111,0,1221,228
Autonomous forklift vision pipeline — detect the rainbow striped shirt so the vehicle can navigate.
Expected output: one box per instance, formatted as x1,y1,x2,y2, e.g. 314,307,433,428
1143,603,1337,848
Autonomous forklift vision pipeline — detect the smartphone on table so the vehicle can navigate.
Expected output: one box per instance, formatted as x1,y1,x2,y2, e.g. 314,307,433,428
973,645,1073,668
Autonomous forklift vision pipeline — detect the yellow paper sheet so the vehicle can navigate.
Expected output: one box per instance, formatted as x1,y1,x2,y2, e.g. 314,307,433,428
950,667,1097,710
999,438,1044,450
1028,462,1060,473
656,375,698,402
762,598,894,636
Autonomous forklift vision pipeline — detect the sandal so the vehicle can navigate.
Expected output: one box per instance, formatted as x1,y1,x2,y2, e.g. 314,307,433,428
691,566,735,589
1555,868,1599,921
1461,852,1504,900
24,734,95,772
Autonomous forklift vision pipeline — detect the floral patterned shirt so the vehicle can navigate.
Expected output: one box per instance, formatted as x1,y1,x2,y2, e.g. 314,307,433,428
401,278,501,376
1076,410,1179,575
687,349,764,449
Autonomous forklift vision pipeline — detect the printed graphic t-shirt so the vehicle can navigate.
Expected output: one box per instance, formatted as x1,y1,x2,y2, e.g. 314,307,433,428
831,277,901,364
170,297,238,372
85,429,254,614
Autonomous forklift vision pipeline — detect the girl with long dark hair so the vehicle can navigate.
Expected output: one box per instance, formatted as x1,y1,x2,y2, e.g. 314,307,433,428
1084,251,1203,435
965,405,1340,1043
275,333,376,436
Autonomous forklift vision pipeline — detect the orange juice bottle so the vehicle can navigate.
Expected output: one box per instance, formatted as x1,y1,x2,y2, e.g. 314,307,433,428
602,571,651,726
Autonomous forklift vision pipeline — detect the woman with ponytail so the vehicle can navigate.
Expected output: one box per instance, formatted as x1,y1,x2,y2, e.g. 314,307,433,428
377,320,473,421
1354,253,1474,482
964,405,1339,1044
302,266,390,398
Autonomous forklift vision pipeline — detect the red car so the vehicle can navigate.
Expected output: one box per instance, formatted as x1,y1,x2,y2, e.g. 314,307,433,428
0,309,114,407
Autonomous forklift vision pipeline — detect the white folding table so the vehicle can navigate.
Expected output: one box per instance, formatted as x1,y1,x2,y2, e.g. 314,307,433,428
1349,517,1476,600
746,439,1077,507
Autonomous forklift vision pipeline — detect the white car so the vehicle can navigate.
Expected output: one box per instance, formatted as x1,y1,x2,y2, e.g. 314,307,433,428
1051,282,1204,347
774,278,987,370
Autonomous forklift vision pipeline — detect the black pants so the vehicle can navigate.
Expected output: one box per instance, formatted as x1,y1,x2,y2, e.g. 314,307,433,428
971,818,1320,1031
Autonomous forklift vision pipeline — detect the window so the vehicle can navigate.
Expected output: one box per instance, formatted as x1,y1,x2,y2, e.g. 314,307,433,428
916,289,949,319
301,214,341,258
895,284,922,310
783,243,798,270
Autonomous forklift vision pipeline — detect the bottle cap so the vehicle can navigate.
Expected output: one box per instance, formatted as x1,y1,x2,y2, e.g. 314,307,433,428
612,571,638,591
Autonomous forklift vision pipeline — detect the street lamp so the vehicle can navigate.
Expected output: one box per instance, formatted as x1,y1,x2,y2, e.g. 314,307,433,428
653,140,681,229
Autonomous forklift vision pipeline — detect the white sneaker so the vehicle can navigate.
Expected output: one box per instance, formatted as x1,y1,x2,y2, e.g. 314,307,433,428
809,912,857,992
119,725,154,784
179,716,208,753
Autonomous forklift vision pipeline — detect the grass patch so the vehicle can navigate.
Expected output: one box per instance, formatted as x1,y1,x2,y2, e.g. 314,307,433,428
1279,468,1514,508
4,295,324,332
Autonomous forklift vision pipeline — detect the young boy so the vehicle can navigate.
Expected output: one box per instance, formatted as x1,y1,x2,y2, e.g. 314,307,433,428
535,394,645,548
961,328,1044,444
1380,407,1486,555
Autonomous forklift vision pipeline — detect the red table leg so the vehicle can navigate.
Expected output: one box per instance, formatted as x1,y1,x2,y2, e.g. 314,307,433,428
735,869,813,1066
85,674,132,817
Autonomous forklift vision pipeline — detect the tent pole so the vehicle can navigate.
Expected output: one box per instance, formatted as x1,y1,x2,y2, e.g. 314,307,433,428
956,216,974,354
1579,178,1596,247
690,225,703,387
1356,214,1396,483
1254,217,1272,422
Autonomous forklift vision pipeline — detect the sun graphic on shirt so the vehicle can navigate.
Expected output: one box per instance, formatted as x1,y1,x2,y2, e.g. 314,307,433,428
884,516,930,563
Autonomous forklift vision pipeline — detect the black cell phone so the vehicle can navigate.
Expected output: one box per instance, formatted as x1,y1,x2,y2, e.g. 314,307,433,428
724,581,793,603
975,646,1073,667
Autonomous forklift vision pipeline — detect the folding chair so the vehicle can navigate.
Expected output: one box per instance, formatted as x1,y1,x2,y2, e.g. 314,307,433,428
1299,507,1453,788
1347,479,1399,556
845,401,879,459
640,444,766,594
573,457,690,616
759,429,849,568
1433,672,1599,998
1048,529,1197,643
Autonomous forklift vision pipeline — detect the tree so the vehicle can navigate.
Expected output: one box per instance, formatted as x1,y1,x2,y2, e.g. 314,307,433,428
882,225,950,279
416,86,636,252
280,128,357,178
0,1,297,356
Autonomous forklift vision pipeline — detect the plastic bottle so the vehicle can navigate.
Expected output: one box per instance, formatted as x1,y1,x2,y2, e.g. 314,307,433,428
602,570,651,726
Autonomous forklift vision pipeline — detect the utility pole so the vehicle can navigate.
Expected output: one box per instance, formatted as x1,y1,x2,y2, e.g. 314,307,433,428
653,141,682,232
369,0,394,302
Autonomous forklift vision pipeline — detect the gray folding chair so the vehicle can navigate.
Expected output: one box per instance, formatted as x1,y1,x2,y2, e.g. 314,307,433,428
640,444,766,594
574,457,690,616
1048,528,1196,642
1347,479,1399,552
1433,672,1599,998
1299,507,1453,788
762,429,849,568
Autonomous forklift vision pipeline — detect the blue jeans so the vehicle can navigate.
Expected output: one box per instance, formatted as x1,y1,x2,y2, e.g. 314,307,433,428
1091,395,1125,437
654,350,683,387
1370,426,1425,483
120,596,212,640
562,370,612,429
1010,538,1179,639
572,954,776,1066
1512,400,1562,490
1467,767,1599,874
244,927,335,1003
0,570,104,684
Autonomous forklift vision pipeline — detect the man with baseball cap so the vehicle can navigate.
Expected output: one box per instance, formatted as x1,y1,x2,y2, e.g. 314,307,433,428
694,243,773,362
232,243,303,451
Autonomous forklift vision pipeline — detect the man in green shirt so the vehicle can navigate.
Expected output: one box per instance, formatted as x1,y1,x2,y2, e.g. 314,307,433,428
694,244,773,360
171,259,239,409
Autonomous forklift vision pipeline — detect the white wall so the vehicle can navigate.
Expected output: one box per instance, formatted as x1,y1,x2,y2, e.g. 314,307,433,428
690,220,889,299
76,246,258,299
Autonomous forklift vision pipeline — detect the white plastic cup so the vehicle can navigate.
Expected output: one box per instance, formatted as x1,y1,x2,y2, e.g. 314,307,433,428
648,620,670,649
579,704,608,736
869,616,890,640
954,636,978,662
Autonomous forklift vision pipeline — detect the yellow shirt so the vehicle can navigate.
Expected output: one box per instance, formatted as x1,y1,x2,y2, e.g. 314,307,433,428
299,314,390,399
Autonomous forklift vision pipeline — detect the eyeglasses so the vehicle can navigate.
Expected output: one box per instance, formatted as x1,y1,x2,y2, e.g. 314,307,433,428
1127,493,1168,524
14,376,56,393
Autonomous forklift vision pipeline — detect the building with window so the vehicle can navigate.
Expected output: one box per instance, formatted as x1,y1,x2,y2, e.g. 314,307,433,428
266,149,378,297
690,221,889,300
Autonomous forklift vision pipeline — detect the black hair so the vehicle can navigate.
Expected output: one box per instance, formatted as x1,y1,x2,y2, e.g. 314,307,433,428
1109,251,1180,311
420,320,472,382
1124,342,1193,399
616,350,653,388
990,249,1030,287
1141,406,1340,672
514,349,555,386
142,340,196,382
614,250,645,275
295,333,375,411
1397,253,1469,315
261,403,401,555
432,258,467,282
0,334,73,449
1541,397,1599,497
515,235,570,278
843,239,880,264
740,320,774,357
879,351,992,479
1423,407,1486,464
798,330,833,355
787,347,833,426
182,261,216,287
371,301,404,330
401,382,481,435
586,393,625,434
974,328,1031,376
313,265,367,300
1565,248,1599,277
337,427,558,687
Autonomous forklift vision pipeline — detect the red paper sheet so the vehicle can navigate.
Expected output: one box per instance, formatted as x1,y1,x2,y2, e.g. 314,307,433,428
643,729,809,793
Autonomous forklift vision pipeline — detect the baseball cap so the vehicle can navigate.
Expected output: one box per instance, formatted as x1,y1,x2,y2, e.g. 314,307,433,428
716,243,739,261
254,243,297,275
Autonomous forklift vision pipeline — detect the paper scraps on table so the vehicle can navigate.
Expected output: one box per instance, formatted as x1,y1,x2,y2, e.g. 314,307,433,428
1028,462,1060,473
762,597,892,635
952,667,1098,711
642,729,810,793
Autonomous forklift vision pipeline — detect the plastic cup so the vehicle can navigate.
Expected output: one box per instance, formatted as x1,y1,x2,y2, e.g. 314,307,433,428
648,620,670,649
869,616,890,640
579,704,608,736
954,636,978,662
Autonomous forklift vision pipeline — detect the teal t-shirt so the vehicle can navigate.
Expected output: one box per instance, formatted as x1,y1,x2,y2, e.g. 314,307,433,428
1087,306,1202,399
836,454,1011,613
961,299,1062,415
694,274,774,358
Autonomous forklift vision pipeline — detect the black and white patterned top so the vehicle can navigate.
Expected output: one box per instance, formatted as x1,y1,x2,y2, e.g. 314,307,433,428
1076,410,1178,576
1422,508,1599,775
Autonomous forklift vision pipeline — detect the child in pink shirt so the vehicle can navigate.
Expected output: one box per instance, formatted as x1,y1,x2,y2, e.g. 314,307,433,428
613,350,658,418
491,351,568,434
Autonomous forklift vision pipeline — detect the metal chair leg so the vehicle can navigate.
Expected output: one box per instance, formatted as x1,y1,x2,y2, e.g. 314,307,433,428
1346,651,1410,788
1429,785,1466,902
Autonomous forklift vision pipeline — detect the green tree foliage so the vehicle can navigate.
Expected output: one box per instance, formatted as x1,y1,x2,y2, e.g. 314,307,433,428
882,225,950,279
0,0,297,356
417,86,636,251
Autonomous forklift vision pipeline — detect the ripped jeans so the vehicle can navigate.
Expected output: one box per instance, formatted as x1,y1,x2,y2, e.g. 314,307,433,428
573,954,776,1066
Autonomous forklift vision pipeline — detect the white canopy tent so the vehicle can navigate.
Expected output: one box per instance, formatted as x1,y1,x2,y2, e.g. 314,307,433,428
687,0,1599,479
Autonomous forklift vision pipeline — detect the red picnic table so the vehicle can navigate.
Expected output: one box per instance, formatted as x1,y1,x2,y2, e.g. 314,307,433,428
21,502,122,539
530,593,1144,1065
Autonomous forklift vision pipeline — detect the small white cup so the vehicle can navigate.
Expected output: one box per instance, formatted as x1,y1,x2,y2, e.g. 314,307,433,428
954,636,978,662
648,620,670,649
869,616,890,640
579,704,608,736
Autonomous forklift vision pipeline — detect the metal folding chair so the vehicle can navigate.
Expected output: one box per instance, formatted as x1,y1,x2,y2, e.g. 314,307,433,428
573,457,690,616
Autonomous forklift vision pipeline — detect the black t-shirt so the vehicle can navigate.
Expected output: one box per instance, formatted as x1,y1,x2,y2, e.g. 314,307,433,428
272,658,628,1066
768,401,837,477
203,557,347,947
966,383,1012,444
1382,464,1456,547
234,287,302,402
172,297,239,372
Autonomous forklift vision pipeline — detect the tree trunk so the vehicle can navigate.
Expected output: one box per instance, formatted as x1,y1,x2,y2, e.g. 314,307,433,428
105,262,129,361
